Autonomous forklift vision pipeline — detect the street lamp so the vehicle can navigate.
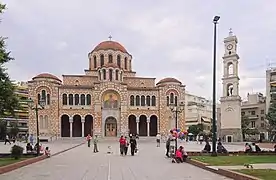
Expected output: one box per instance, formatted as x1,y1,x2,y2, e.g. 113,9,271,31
212,15,220,156
169,101,185,153
27,98,46,156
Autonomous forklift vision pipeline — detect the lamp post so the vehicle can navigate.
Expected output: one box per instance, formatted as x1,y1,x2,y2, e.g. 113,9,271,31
27,98,46,156
212,15,220,156
169,101,185,153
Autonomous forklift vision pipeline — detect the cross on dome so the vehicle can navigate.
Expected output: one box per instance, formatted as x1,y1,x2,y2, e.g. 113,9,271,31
108,35,112,41
229,28,233,36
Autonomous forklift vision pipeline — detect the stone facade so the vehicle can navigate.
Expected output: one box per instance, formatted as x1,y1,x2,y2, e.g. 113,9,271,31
219,31,242,142
28,40,186,138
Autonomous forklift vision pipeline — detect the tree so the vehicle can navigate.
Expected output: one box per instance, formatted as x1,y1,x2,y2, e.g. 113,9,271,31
187,123,204,136
9,122,19,137
266,101,276,141
241,115,250,140
0,119,7,140
0,3,20,119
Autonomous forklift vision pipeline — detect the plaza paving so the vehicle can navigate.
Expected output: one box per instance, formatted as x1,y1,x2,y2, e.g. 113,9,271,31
0,139,232,180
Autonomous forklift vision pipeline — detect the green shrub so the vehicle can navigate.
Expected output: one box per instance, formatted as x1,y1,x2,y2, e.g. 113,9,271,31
10,145,24,159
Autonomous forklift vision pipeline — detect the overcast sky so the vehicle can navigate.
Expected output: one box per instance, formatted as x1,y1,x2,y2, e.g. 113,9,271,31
1,0,274,100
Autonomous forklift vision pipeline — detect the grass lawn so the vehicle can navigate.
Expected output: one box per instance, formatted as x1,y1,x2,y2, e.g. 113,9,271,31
0,158,30,167
192,156,276,166
235,169,276,180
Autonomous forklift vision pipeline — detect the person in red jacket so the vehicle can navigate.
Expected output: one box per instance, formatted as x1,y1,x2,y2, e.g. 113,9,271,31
119,136,126,156
173,146,184,163
86,134,92,147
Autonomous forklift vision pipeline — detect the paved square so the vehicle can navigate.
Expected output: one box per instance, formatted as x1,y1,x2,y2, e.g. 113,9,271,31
0,139,232,180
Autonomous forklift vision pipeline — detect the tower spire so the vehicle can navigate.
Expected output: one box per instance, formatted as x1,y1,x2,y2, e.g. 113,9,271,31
229,28,233,36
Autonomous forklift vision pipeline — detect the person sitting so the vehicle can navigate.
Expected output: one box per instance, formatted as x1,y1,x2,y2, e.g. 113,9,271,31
181,146,189,162
172,146,184,163
45,147,51,157
217,142,227,153
255,143,261,152
245,143,252,153
202,141,211,153
251,142,257,152
274,145,276,153
26,143,33,154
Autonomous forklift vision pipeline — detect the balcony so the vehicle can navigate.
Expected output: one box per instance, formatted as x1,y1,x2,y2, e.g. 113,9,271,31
248,115,259,119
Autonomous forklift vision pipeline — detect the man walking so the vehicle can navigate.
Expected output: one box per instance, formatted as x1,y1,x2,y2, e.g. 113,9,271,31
4,134,11,145
156,133,161,147
93,135,99,153
130,135,137,156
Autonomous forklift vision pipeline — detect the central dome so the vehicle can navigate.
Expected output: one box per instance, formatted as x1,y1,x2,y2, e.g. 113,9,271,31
93,40,127,53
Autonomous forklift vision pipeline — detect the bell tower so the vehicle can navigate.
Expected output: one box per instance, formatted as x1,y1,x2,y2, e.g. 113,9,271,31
219,29,242,142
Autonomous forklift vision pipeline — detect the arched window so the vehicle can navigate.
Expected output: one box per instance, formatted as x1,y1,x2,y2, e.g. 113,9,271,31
47,94,50,105
39,115,44,129
41,90,46,101
166,96,169,106
135,95,140,106
130,95,134,106
103,69,106,80
170,93,174,104
100,54,104,67
98,70,101,80
86,94,91,105
108,54,113,63
120,72,123,81
117,55,121,68
146,95,151,106
141,95,145,106
74,94,79,105
69,94,73,105
80,94,85,105
37,94,41,101
109,69,113,81
115,70,119,80
227,62,234,75
62,94,67,105
124,57,128,69
174,96,178,106
93,56,97,68
152,96,156,106
44,115,48,129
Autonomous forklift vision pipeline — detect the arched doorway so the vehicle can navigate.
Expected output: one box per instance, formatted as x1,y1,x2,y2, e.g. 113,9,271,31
84,115,93,136
128,115,136,135
139,115,147,136
61,114,70,137
73,115,82,137
105,117,117,137
150,115,158,136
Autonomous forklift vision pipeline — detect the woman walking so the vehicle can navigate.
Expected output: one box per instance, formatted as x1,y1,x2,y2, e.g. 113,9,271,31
124,136,129,155
130,135,137,156
119,136,126,156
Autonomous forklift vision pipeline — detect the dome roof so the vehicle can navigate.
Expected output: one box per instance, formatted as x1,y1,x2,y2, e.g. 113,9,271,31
33,73,61,82
157,77,181,85
93,40,127,53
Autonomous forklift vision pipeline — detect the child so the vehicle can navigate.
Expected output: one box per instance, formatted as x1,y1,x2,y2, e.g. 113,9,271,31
45,147,51,157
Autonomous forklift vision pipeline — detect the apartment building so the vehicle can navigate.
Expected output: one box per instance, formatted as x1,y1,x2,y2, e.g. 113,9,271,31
241,93,267,140
4,82,29,135
185,92,212,131
266,68,276,112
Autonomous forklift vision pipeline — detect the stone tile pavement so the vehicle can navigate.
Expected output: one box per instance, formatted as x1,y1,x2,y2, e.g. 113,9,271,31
0,140,231,180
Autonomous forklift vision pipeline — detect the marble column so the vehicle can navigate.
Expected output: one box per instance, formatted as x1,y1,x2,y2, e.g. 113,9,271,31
69,117,73,138
147,117,150,137
136,117,139,135
81,117,85,137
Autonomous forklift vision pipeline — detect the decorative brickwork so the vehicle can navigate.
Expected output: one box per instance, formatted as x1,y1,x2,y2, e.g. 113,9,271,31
28,40,186,138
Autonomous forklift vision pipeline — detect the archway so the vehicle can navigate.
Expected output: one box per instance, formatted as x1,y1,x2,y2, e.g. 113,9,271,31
139,115,147,136
150,115,158,136
73,115,82,137
105,117,117,137
128,115,137,135
84,115,93,136
61,114,70,137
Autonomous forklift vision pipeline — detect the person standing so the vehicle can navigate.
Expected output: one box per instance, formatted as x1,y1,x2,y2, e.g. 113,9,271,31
93,135,99,153
124,136,129,155
156,133,161,147
4,134,11,145
119,135,126,156
129,135,137,156
86,134,92,147
30,134,34,145
165,130,173,157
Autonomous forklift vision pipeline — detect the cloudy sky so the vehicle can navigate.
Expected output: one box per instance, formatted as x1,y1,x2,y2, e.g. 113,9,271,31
1,0,274,100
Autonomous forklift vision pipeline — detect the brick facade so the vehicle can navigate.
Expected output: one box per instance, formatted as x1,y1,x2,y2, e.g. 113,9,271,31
28,40,186,138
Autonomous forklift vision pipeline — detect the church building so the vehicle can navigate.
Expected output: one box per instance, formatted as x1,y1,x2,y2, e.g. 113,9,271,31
27,39,186,138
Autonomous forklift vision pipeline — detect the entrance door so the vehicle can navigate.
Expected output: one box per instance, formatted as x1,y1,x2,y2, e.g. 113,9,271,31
105,117,117,137
227,136,232,142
